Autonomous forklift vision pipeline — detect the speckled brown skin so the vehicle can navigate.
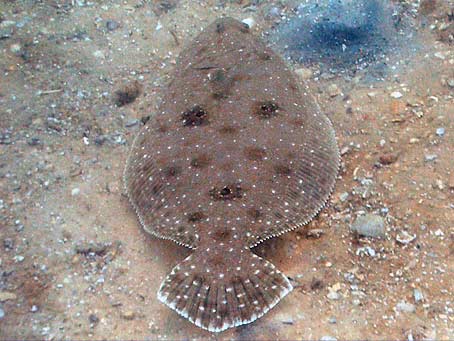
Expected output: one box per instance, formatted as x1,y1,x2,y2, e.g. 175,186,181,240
124,18,339,333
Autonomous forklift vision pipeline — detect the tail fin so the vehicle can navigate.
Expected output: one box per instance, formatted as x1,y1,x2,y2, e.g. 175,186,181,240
157,250,293,333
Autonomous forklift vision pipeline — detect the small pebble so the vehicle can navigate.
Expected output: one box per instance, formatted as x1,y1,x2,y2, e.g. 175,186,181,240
339,192,349,202
327,291,341,300
125,119,139,128
121,311,135,320
434,52,445,60
424,154,438,162
327,84,341,97
0,292,17,302
242,18,255,28
436,127,445,136
268,7,281,18
340,146,350,155
328,316,337,324
71,188,81,196
0,20,16,28
396,231,417,245
396,301,416,313
0,307,4,319
414,289,424,303
93,50,105,59
447,79,454,88
295,68,313,80
390,91,403,99
281,318,294,325
31,305,39,313
14,255,25,262
306,229,324,238
351,214,385,238
10,43,21,54
320,336,337,341
356,246,376,257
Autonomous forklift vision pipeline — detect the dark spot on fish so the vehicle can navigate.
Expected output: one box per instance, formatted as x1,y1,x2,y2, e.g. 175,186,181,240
151,184,162,195
274,211,284,219
210,255,224,268
292,118,305,128
289,82,298,91
187,235,195,244
220,161,234,172
219,125,237,135
244,146,266,161
288,189,301,199
274,164,292,176
190,154,211,168
212,69,226,82
247,208,262,219
214,229,231,241
210,184,243,200
212,92,228,100
210,69,234,99
188,211,205,223
286,151,297,160
163,165,181,177
255,101,279,119
220,187,231,196
182,105,208,126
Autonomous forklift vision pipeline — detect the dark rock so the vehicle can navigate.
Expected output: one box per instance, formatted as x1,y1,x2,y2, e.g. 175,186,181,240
114,81,142,107
75,242,109,256
153,0,179,16
27,137,41,146
94,135,107,146
0,133,12,145
379,153,398,165
89,313,100,324
310,277,324,290
106,20,120,31
3,238,14,250
140,115,151,125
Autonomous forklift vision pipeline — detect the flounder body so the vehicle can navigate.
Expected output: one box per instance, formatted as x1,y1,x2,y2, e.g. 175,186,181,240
124,18,339,332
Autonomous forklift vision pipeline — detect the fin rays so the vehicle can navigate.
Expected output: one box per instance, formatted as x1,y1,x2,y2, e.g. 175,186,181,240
158,251,293,332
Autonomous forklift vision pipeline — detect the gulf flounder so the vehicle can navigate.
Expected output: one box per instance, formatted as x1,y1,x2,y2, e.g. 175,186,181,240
124,17,339,333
